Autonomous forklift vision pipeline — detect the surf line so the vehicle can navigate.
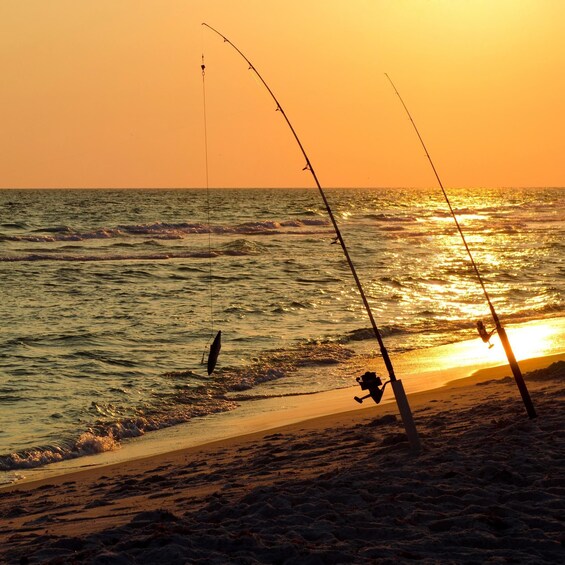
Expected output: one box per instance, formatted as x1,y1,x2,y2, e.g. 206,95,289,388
385,73,536,419
202,23,421,452
200,52,221,375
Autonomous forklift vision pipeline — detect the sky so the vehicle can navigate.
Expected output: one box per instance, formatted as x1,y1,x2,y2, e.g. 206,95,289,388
1,0,564,189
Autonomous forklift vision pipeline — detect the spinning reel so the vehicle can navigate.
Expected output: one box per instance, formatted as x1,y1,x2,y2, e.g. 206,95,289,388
476,320,496,349
354,371,391,405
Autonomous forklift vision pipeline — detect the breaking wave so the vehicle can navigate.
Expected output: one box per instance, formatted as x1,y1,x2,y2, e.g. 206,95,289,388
0,239,270,262
1,218,331,243
0,341,354,471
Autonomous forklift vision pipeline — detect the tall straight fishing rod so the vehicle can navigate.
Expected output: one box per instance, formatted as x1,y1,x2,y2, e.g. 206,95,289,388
385,74,536,419
203,23,421,451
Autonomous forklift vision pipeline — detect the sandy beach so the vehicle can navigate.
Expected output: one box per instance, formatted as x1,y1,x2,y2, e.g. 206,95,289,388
0,353,563,564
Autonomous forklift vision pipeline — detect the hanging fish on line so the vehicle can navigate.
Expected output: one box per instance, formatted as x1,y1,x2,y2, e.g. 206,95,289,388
200,54,222,377
207,330,222,375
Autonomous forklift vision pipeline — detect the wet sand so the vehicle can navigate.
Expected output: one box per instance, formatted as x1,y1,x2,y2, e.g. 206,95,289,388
0,354,563,564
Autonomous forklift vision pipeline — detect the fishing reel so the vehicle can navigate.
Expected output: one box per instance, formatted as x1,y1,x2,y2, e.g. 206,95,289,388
354,371,390,405
476,320,496,349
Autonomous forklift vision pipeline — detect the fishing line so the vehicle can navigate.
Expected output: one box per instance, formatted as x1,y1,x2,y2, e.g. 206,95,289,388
200,52,222,374
202,23,422,451
385,73,536,418
202,55,213,328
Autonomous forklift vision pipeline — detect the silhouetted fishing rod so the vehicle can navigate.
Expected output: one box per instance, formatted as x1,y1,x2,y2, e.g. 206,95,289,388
203,23,421,451
385,73,536,419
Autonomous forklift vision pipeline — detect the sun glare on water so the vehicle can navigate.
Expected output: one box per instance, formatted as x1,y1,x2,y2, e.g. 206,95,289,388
406,318,565,382
500,323,561,362
463,319,563,368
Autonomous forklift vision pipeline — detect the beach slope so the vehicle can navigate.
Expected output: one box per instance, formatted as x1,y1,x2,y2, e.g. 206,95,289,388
1,357,563,564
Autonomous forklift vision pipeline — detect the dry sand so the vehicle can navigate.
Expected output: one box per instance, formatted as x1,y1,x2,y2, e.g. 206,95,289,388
0,354,563,564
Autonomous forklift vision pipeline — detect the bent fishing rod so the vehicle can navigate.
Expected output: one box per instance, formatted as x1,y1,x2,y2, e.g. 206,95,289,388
385,73,536,419
203,23,395,378
202,23,420,450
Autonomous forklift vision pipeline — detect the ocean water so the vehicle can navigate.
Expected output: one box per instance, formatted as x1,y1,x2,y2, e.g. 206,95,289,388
1,187,563,477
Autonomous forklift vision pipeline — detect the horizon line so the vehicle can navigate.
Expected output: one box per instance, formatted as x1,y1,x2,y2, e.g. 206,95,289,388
1,185,563,191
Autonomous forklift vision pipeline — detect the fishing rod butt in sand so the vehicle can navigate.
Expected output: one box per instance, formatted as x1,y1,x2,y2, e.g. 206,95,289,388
497,326,537,418
391,380,422,453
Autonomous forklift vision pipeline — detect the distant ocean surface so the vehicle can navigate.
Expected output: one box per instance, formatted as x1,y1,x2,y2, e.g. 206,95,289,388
1,187,563,479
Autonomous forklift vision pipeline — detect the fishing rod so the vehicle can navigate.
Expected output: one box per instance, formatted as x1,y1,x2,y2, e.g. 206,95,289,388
202,23,421,451
385,73,536,419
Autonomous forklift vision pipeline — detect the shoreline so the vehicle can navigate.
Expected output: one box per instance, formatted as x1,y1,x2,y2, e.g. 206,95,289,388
2,315,564,487
3,349,564,493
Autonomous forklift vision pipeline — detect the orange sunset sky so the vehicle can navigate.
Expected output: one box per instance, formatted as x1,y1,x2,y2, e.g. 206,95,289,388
1,0,564,189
